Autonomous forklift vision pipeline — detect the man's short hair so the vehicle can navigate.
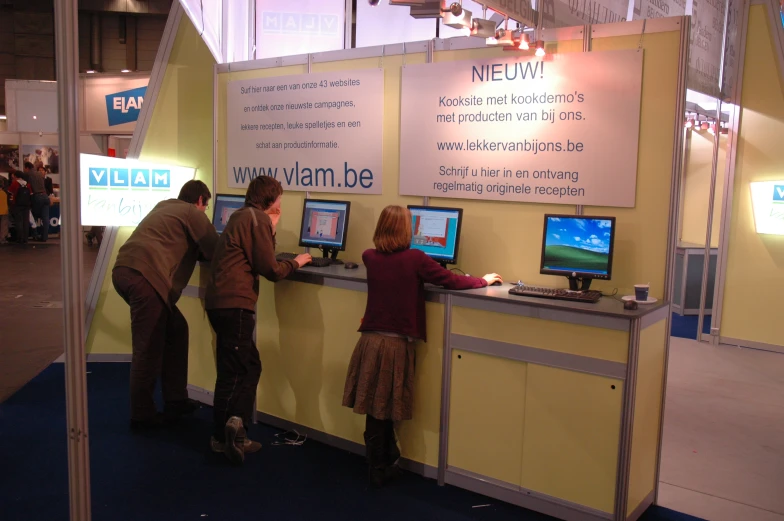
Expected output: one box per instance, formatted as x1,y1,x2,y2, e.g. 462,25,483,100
23,162,34,171
245,176,282,210
177,180,211,205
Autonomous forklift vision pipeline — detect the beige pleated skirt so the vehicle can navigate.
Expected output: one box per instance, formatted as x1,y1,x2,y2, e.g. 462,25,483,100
342,332,416,421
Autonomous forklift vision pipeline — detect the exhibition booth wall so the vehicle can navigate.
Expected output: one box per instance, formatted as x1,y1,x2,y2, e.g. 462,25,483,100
718,3,784,352
84,7,684,520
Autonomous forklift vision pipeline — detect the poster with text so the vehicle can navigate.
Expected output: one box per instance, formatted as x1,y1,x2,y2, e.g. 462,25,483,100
687,0,727,97
632,0,686,20
399,50,643,207
226,69,383,194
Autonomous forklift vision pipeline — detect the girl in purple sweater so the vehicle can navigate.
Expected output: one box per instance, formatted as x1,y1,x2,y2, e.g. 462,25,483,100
342,205,502,486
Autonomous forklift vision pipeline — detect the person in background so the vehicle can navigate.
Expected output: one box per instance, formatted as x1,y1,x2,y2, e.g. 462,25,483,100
8,171,31,244
42,166,53,196
112,180,219,429
25,161,50,242
0,177,9,245
342,205,502,487
205,176,311,465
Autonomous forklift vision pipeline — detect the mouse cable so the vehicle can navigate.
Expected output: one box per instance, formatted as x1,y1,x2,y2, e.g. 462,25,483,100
450,268,466,275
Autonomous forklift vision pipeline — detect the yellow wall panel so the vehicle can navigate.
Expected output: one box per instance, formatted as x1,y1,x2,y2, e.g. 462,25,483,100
447,350,526,484
520,365,622,513
627,319,667,515
86,15,216,355
255,282,444,467
177,296,217,392
452,306,629,363
720,5,784,348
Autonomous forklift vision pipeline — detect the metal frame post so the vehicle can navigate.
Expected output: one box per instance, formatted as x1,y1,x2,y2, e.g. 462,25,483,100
55,0,91,519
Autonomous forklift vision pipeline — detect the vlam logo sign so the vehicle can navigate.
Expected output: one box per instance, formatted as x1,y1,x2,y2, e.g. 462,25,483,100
88,167,171,190
80,153,195,227
750,180,784,235
261,11,340,35
105,86,147,126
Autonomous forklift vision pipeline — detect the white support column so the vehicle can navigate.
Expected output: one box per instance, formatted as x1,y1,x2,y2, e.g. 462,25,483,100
54,0,91,519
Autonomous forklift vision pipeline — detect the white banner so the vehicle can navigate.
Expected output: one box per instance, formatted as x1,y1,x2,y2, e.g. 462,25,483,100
687,0,727,97
226,69,384,194
632,0,687,19
399,50,643,207
80,153,195,226
540,0,629,27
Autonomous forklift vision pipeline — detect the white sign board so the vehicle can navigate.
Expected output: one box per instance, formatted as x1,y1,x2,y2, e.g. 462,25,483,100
750,181,784,235
687,0,727,97
80,153,195,226
399,50,643,207
632,0,686,20
226,69,384,194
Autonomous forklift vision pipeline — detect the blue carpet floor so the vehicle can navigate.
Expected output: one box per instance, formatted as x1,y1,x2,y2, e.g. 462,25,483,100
670,313,712,340
0,363,705,521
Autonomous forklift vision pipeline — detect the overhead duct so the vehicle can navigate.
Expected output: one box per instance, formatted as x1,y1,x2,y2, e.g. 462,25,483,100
90,13,102,72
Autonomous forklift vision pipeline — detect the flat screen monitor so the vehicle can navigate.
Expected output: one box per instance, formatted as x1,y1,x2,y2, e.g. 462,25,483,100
540,214,616,290
299,199,351,253
212,194,245,234
407,205,463,266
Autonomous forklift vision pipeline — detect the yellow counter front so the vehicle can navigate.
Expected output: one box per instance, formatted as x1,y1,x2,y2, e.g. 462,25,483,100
182,264,668,521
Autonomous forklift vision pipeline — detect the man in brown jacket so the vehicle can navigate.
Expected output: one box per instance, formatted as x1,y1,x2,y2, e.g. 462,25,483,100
205,176,310,464
112,180,219,429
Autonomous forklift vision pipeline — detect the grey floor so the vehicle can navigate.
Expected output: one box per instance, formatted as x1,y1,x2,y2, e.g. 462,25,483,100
659,336,784,521
0,238,99,402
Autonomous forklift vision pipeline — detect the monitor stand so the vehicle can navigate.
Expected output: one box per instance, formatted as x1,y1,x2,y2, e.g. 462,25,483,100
567,275,592,292
438,261,449,270
322,247,343,264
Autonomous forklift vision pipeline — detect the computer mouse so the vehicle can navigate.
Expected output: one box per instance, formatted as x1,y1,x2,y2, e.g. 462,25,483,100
344,262,359,269
490,281,502,286
624,300,638,310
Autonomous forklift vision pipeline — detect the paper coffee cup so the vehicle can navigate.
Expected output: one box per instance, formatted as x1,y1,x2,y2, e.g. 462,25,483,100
634,284,649,301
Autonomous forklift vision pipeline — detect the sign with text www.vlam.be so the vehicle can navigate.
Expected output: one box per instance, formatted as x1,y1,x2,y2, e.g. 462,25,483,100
80,153,195,226
226,68,383,194
399,50,643,207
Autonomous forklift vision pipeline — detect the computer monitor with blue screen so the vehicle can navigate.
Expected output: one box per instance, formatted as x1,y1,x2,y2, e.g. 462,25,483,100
212,194,246,234
540,214,616,291
407,205,463,268
299,199,351,261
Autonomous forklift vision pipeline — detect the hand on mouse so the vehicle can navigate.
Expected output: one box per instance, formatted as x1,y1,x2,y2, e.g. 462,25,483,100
482,273,503,285
295,253,312,267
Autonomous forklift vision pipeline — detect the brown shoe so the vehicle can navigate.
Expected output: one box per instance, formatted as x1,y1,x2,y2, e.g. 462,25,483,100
210,436,261,454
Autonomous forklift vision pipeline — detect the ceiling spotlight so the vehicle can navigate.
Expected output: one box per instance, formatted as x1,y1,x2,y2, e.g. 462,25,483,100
469,18,496,38
514,32,530,50
121,69,131,73
700,122,709,130
535,40,545,57
86,70,96,74
33,115,37,120
494,28,514,47
0,115,7,120
442,3,472,29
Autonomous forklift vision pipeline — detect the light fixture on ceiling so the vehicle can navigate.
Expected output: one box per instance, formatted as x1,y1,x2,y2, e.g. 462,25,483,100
469,17,495,38
86,70,96,74
700,121,709,130
535,40,545,57
0,115,7,120
33,115,37,120
121,69,131,73
514,31,530,50
488,17,513,47
442,2,472,29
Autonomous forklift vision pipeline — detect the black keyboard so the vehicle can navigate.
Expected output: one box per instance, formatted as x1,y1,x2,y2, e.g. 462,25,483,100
508,285,602,303
275,252,333,268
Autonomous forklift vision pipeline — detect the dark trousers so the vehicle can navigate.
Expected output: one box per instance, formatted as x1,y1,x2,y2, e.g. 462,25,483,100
365,415,399,469
11,206,30,243
208,308,259,442
112,266,189,421
31,194,50,241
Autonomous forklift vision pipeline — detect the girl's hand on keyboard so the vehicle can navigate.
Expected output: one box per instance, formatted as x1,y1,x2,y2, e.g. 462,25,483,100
295,253,312,267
